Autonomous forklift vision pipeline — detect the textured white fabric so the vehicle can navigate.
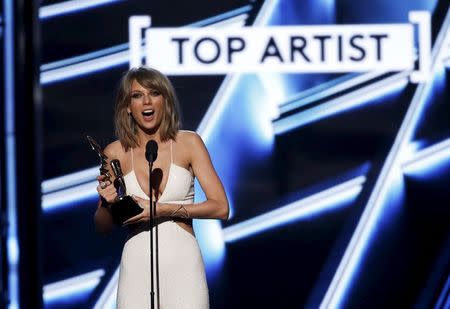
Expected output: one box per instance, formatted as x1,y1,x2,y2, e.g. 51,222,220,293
116,145,209,309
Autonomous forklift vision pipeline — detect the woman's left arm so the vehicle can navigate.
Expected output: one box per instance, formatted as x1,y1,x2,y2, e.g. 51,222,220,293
161,132,229,220
123,132,229,226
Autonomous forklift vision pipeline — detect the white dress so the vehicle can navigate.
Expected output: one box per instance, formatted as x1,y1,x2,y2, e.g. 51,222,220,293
116,142,209,309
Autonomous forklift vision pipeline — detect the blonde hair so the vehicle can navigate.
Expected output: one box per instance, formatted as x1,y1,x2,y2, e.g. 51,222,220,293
114,66,181,151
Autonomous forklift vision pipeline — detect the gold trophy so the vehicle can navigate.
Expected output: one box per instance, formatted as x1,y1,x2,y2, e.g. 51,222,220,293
87,135,143,225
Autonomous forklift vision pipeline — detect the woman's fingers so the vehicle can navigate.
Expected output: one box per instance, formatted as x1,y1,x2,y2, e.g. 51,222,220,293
97,175,109,182
123,205,150,226
123,216,149,226
97,175,112,188
131,195,150,208
123,213,143,225
97,180,117,203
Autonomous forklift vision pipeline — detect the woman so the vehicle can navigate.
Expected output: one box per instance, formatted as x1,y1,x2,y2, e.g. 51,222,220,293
94,66,229,308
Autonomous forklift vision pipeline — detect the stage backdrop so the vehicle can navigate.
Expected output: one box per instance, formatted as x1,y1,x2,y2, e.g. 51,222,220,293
40,0,450,308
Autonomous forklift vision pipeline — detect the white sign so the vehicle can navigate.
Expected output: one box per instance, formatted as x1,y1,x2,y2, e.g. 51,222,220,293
129,11,430,82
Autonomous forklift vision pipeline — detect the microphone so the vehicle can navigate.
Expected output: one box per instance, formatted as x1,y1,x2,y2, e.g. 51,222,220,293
145,140,158,163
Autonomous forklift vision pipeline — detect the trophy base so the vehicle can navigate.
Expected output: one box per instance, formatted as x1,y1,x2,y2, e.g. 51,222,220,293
110,195,143,225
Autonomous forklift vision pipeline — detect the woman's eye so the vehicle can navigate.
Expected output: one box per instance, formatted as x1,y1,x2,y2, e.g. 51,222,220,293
150,90,161,96
131,93,142,99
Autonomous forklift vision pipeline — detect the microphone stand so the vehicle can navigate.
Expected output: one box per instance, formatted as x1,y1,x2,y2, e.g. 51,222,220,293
148,158,155,309
146,140,159,309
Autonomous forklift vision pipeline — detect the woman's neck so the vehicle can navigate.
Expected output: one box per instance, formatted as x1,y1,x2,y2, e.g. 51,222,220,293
136,128,161,148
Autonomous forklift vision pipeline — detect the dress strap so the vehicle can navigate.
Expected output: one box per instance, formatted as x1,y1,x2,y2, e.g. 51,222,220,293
170,140,173,163
130,148,135,170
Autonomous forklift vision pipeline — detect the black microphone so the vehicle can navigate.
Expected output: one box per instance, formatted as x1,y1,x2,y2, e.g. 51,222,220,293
145,140,158,163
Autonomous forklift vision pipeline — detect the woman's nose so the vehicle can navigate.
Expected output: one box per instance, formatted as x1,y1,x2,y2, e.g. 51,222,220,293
143,94,151,104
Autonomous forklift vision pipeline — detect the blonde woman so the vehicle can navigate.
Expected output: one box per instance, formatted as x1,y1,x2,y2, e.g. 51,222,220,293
95,66,229,308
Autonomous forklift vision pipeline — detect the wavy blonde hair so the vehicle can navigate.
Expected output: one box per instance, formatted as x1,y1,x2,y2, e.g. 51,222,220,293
115,67,181,151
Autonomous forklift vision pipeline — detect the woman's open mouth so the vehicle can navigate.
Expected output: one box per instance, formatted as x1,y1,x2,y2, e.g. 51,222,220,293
142,109,155,121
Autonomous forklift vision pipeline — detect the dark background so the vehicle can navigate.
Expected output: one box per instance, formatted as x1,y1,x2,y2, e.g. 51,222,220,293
34,0,450,308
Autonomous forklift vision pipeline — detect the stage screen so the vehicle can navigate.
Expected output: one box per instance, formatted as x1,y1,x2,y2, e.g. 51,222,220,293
40,0,450,308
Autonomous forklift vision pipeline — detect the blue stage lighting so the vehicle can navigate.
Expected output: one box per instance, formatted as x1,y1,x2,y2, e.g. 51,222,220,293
40,5,253,85
278,71,386,114
435,273,450,309
44,269,105,304
223,176,365,242
39,0,123,20
403,138,450,176
93,268,120,309
4,0,19,307
273,73,409,135
42,180,99,211
42,166,99,194
320,9,450,308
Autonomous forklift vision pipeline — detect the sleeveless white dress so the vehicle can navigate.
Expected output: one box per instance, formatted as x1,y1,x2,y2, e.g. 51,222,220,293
116,141,209,309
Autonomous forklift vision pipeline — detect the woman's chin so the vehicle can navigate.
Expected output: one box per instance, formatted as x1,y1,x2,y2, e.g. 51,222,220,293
137,123,159,134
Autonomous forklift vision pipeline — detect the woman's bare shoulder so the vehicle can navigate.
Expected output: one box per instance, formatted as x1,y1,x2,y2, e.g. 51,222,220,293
176,131,206,163
103,140,127,159
177,130,203,146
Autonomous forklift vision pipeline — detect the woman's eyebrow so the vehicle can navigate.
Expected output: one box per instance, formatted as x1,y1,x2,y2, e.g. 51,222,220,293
131,88,155,92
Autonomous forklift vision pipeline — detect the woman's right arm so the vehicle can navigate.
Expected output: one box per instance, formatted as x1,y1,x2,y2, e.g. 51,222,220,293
93,142,120,234
94,195,114,234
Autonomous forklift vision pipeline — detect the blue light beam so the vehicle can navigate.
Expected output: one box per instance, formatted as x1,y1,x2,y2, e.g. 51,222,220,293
40,6,252,84
223,176,365,242
4,0,19,307
320,9,449,309
273,72,409,135
403,138,450,175
44,269,105,303
39,0,122,20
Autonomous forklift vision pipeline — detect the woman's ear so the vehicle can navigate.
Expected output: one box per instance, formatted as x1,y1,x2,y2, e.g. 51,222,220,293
127,107,131,114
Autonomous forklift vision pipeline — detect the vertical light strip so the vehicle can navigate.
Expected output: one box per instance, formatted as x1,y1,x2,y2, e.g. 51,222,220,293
410,12,432,83
320,8,449,309
197,0,279,142
4,0,19,308
129,16,151,68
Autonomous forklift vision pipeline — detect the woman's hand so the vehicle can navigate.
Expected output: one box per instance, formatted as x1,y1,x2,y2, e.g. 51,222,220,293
123,195,153,226
96,175,117,204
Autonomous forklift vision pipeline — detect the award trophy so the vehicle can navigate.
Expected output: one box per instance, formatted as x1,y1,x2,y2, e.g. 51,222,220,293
87,135,111,180
86,135,143,225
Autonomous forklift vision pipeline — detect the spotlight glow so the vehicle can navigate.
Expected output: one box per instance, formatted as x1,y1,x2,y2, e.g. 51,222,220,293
39,0,122,20
42,180,98,211
42,166,99,194
41,6,253,84
93,267,120,309
279,71,386,114
223,176,365,242
320,8,450,308
402,138,450,174
273,72,409,134
44,269,105,303
129,16,151,68
4,0,19,307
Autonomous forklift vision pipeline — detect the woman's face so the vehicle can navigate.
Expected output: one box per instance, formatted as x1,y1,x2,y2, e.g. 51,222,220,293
127,79,165,134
